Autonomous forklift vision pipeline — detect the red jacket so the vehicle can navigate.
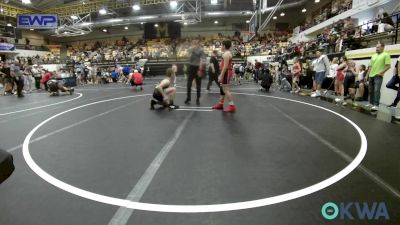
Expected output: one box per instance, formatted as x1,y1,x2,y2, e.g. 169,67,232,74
41,72,52,84
132,72,143,84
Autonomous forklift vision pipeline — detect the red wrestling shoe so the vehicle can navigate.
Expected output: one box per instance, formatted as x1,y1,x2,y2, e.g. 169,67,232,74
212,103,224,110
224,105,236,113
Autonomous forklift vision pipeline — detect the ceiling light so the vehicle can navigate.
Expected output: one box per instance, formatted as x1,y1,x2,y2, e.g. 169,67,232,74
99,8,107,15
64,31,70,34
140,22,144,25
302,8,306,13
110,19,123,22
184,22,188,25
81,31,85,34
154,24,159,27
80,22,93,26
211,0,218,4
273,16,277,20
246,20,250,23
214,20,219,24
0,7,3,13
70,15,78,20
132,4,140,11
7,23,12,27
124,26,129,30
280,12,285,16
22,0,31,4
30,29,34,31
170,1,178,9
315,0,320,2
102,29,107,32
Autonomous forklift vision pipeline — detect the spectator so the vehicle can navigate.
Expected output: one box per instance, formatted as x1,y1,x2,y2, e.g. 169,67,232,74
311,50,330,97
111,68,119,83
386,56,400,108
41,70,52,91
130,69,144,91
366,43,391,110
355,64,367,102
343,60,357,105
335,56,347,103
207,50,220,91
291,57,302,93
11,61,24,98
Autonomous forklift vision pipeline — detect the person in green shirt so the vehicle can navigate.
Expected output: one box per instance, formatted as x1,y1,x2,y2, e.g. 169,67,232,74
366,42,391,110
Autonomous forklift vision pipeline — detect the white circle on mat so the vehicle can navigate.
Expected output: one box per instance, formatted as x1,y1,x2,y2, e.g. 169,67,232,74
22,93,367,213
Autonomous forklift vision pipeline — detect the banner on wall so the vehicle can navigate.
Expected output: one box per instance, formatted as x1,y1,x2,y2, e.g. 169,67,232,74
144,22,181,39
0,43,16,51
17,14,58,29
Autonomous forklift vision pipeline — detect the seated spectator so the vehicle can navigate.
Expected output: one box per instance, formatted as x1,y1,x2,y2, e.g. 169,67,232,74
378,12,395,33
130,69,144,91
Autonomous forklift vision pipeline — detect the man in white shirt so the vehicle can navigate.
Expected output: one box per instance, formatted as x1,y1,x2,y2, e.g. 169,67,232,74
311,50,330,97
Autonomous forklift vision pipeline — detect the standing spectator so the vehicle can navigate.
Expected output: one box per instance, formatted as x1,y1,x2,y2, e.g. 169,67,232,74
311,50,330,97
32,65,42,90
355,64,367,101
291,57,302,93
254,59,262,83
366,43,391,110
386,56,400,108
23,65,33,93
343,61,357,105
207,50,220,91
11,61,24,98
335,56,347,103
89,65,97,84
185,39,205,106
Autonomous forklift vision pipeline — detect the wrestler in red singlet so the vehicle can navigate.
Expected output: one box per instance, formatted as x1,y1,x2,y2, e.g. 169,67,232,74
212,40,236,113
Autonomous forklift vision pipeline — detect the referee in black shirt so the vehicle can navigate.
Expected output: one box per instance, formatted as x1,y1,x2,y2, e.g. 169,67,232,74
207,50,220,91
185,39,205,105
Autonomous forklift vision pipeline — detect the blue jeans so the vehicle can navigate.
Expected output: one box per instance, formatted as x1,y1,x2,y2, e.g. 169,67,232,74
315,72,326,85
369,75,383,106
386,75,400,106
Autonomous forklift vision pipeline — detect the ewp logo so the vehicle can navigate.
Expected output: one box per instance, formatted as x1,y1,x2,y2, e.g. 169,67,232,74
17,14,58,29
322,202,390,220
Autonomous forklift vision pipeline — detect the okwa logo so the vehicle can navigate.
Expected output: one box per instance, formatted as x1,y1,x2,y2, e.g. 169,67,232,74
322,202,390,220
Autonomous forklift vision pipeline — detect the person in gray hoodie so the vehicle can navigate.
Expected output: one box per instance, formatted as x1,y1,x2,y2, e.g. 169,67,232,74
311,50,330,97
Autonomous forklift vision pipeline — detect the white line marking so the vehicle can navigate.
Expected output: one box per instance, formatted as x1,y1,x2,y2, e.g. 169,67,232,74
22,92,368,213
0,90,130,124
0,93,83,116
175,109,213,112
6,97,146,153
270,104,400,199
179,106,212,109
108,112,194,225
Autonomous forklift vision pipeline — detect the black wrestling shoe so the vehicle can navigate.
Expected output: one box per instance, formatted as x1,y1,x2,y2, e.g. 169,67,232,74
184,99,191,105
150,99,157,110
196,99,200,106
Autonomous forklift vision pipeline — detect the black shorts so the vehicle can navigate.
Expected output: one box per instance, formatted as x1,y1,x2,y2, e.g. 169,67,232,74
153,90,163,102
344,75,356,89
47,81,59,92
